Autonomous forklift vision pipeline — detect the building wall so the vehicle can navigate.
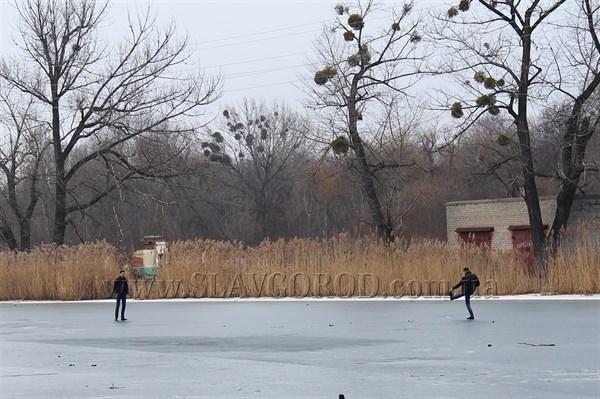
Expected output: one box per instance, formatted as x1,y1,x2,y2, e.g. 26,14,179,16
446,195,600,249
446,196,556,250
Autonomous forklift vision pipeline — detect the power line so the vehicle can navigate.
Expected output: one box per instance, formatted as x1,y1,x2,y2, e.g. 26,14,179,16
163,3,452,86
170,58,310,80
192,29,318,51
186,1,447,64
225,78,305,93
191,19,329,46
202,52,310,69
226,64,308,79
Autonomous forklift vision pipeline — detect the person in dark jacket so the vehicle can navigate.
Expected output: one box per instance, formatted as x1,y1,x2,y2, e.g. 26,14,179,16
112,270,129,321
449,267,480,320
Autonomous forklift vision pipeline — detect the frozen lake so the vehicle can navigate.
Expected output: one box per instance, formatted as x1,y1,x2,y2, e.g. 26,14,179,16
1,298,599,398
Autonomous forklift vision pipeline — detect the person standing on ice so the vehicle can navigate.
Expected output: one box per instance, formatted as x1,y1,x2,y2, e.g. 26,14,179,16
449,267,480,320
112,270,129,321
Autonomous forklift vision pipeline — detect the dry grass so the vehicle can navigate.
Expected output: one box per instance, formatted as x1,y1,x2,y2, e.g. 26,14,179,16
0,241,120,300
0,234,598,300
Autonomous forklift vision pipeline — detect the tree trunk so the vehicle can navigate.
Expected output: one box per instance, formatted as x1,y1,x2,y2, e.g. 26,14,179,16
52,168,68,245
18,218,32,252
551,186,576,247
0,216,18,251
521,161,547,269
18,189,39,252
347,84,394,243
550,121,595,249
517,22,547,271
51,88,67,245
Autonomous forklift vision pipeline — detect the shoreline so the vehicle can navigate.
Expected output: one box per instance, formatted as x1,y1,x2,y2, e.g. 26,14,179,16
2,294,599,304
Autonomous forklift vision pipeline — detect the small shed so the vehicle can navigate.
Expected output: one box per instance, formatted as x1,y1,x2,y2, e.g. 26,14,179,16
130,235,170,278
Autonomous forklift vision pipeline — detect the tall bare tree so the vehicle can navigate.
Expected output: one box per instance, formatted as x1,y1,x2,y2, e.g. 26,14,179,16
0,87,50,251
548,0,600,247
304,1,427,243
435,0,569,269
0,0,220,246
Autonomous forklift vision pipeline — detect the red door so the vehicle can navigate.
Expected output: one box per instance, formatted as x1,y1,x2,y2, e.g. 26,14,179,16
456,228,493,248
510,227,535,273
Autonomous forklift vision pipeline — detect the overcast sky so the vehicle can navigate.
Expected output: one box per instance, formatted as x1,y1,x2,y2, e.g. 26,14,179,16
135,1,337,111
0,1,448,120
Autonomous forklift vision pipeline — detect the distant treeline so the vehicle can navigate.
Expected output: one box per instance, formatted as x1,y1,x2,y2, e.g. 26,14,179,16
2,104,592,251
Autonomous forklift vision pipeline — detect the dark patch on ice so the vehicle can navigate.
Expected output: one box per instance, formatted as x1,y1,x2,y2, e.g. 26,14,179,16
37,335,399,354
3,372,59,377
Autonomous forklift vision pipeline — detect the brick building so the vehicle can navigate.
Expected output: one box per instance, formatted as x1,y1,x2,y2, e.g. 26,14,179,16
445,195,600,268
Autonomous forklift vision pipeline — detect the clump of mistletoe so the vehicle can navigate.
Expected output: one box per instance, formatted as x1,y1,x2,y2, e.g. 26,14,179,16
451,70,509,119
202,108,289,164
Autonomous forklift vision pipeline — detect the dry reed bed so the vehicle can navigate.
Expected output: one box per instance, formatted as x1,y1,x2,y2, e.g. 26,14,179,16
0,241,119,300
0,234,598,300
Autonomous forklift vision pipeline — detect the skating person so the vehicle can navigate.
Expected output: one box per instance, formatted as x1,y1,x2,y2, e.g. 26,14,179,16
112,270,129,321
449,267,480,320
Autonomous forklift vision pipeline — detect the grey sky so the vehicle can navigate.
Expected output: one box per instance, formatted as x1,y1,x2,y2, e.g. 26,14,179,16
0,0,448,120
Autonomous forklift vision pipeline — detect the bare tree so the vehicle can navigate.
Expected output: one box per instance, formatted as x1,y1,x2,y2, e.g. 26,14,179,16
548,0,600,247
0,86,50,251
201,99,310,243
434,0,569,270
304,1,428,243
0,0,220,246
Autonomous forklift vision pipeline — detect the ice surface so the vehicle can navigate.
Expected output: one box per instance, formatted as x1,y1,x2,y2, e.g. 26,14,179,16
1,298,599,398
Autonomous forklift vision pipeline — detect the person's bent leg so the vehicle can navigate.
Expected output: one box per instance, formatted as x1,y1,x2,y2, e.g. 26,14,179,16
450,292,464,301
465,294,474,319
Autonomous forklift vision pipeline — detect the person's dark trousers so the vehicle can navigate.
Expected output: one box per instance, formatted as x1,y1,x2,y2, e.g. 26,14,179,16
451,291,474,319
464,294,474,319
115,295,126,320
